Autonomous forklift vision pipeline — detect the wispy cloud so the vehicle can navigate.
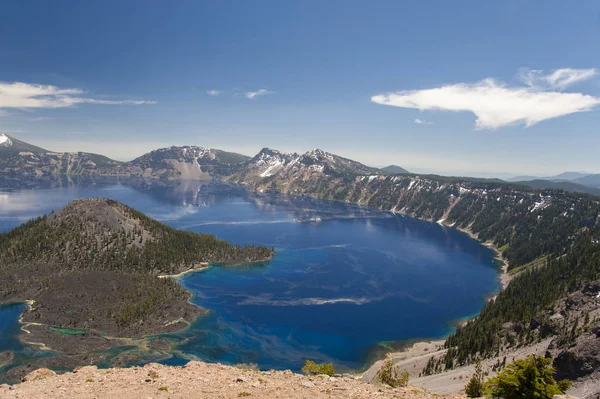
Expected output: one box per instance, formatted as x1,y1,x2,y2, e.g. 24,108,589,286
414,118,432,125
518,68,597,90
0,81,156,112
206,90,220,96
372,68,600,129
245,89,274,99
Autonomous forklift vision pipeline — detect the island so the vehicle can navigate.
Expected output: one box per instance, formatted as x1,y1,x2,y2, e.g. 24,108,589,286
0,198,273,381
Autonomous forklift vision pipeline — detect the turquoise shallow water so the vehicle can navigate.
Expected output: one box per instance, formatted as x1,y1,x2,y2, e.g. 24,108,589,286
0,179,500,372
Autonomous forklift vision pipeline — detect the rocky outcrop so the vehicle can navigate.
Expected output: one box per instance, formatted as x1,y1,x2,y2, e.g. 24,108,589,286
114,146,250,179
554,333,600,381
21,368,56,382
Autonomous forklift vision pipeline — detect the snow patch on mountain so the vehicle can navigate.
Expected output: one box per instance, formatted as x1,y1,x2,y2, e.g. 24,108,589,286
260,158,284,177
0,133,12,147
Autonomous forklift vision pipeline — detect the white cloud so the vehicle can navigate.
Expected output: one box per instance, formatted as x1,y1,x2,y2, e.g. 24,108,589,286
519,68,597,90
245,89,274,99
0,81,156,111
372,70,600,129
206,90,220,96
414,118,432,125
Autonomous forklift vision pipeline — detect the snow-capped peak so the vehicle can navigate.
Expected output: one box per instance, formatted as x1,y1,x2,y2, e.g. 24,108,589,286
0,133,12,147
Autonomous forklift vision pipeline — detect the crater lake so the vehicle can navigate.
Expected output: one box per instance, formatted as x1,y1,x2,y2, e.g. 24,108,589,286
0,179,501,374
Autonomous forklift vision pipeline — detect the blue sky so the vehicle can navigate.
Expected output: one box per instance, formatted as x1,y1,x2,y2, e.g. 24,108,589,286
1,1,600,177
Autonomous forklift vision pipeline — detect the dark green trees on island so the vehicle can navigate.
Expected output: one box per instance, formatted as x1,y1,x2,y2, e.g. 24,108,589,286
0,198,274,339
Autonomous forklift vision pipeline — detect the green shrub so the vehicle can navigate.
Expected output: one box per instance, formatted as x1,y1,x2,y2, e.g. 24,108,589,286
484,355,571,399
301,360,334,376
465,360,484,398
377,357,409,387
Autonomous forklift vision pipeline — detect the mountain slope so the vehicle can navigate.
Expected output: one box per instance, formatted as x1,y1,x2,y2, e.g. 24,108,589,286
573,174,600,189
0,134,122,176
0,135,250,179
231,148,382,190
551,171,590,181
381,165,409,174
0,198,273,364
116,145,250,179
0,133,49,155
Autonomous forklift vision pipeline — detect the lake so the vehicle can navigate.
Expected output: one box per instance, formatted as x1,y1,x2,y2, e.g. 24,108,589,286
0,178,500,372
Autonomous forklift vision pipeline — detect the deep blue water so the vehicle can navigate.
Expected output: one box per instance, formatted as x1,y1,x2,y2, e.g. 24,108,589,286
0,179,500,372
0,304,27,353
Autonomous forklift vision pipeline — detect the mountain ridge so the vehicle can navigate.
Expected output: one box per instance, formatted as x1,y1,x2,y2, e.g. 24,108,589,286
0,135,399,181
511,179,600,196
572,174,600,189
507,171,590,182
0,133,50,155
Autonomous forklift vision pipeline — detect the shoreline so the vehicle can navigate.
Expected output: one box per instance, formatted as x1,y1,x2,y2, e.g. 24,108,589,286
7,256,275,373
157,263,210,279
451,224,513,292
390,209,512,292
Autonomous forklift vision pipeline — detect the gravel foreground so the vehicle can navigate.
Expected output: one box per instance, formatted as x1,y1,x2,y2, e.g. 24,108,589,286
0,361,467,399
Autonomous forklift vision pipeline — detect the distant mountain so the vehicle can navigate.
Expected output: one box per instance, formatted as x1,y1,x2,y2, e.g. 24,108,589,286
0,133,49,155
506,175,538,182
0,135,250,179
231,148,382,187
0,134,122,176
507,171,589,182
550,171,589,181
572,174,600,189
381,165,409,174
512,179,600,196
116,145,251,179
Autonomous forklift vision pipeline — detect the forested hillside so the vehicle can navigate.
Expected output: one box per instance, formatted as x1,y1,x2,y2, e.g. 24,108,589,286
0,199,273,345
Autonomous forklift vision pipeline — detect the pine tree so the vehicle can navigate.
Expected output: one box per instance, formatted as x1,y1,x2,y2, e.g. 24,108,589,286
484,355,571,399
465,359,484,398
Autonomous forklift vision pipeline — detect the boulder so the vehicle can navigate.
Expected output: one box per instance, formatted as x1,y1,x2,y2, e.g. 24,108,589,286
554,333,600,381
22,368,56,382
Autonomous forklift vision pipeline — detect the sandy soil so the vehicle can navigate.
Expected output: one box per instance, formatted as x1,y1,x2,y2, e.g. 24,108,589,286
361,338,554,394
410,338,554,394
361,340,446,383
0,361,467,399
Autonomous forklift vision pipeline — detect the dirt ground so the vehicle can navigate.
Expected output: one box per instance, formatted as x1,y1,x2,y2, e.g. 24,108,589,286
0,361,467,399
